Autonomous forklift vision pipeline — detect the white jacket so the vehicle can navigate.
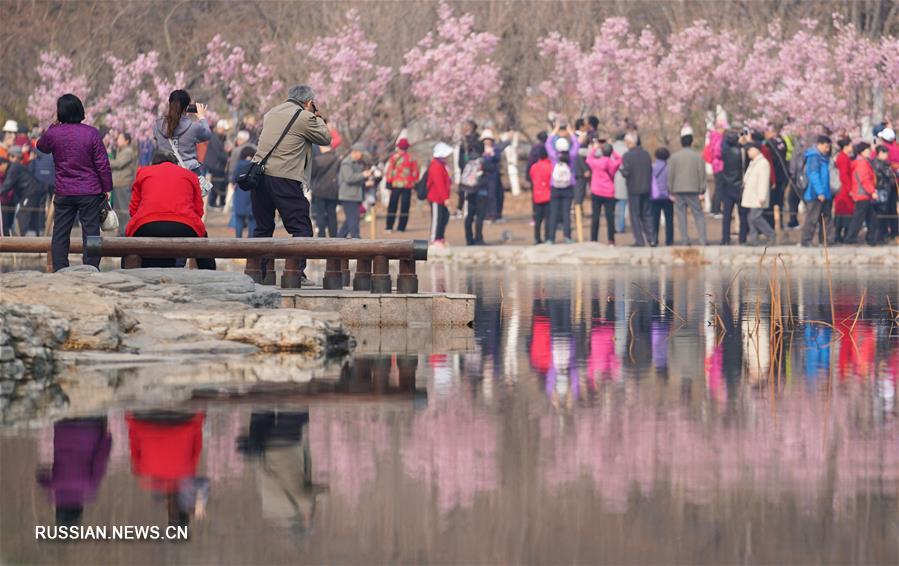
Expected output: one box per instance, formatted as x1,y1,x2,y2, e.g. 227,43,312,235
741,155,771,209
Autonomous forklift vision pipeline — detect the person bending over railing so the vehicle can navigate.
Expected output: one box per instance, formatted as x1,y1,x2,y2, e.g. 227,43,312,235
125,150,215,269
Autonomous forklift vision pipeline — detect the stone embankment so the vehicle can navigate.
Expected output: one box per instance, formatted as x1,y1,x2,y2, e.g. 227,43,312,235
428,243,899,267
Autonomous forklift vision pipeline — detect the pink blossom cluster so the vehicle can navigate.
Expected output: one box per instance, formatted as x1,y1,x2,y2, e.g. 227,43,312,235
296,9,392,143
400,1,500,136
203,34,283,116
26,53,91,128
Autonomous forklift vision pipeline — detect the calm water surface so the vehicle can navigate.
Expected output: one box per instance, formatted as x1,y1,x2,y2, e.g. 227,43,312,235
1,265,898,565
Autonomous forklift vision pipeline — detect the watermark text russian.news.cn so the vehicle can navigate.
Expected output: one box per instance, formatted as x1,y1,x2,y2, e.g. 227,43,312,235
35,525,189,541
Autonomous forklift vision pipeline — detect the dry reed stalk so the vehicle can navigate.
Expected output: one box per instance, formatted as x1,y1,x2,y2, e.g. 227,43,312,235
631,282,686,324
627,310,637,364
848,288,867,335
776,255,796,327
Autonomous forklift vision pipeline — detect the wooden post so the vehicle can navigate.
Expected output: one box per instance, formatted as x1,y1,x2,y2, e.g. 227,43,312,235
353,258,372,291
244,257,263,283
370,255,392,294
122,254,142,269
396,259,418,294
281,257,301,289
322,258,343,290
575,203,584,243
369,206,377,240
340,258,351,287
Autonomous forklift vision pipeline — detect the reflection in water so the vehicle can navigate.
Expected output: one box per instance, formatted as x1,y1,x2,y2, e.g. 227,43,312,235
2,267,899,564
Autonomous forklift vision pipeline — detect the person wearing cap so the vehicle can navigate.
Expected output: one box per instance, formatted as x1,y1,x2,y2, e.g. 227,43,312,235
338,143,369,239
845,142,878,245
800,135,835,247
545,121,579,171
383,138,420,233
204,120,230,208
741,142,776,245
547,136,575,243
620,132,655,246
0,145,49,236
465,129,509,244
2,120,17,149
668,127,708,246
427,142,454,246
251,85,331,282
37,94,112,271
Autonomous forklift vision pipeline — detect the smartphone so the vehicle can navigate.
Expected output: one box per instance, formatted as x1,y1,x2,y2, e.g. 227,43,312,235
186,103,198,113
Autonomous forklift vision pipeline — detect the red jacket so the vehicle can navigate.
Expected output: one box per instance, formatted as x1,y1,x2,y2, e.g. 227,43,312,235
850,157,876,202
126,413,204,492
833,151,855,216
426,158,451,204
529,158,553,204
760,144,776,185
385,150,420,189
126,162,207,237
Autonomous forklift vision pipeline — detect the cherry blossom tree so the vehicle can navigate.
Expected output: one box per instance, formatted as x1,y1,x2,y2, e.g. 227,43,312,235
295,9,392,145
400,1,500,136
202,34,283,123
26,53,91,127
532,33,586,124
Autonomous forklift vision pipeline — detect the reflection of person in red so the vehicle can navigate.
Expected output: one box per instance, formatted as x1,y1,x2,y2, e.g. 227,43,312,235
126,411,207,527
529,300,551,375
588,299,620,386
835,302,876,382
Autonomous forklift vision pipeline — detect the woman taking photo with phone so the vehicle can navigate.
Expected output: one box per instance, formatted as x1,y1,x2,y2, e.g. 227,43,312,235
154,89,211,178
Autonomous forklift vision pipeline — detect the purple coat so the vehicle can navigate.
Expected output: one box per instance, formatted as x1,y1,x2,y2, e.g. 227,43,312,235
37,419,112,507
545,134,579,166
37,123,113,197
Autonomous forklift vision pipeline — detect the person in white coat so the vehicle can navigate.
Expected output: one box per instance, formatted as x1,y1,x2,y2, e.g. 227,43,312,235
741,142,775,245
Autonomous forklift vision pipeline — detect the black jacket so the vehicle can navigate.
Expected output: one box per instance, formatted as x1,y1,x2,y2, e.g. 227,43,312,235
311,152,340,200
1,162,47,203
620,146,652,195
720,133,744,196
204,133,228,176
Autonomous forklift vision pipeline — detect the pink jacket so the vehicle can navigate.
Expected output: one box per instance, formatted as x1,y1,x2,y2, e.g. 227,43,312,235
707,130,724,174
585,150,622,198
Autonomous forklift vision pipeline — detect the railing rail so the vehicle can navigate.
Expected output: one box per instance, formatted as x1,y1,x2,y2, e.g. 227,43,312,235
0,236,428,293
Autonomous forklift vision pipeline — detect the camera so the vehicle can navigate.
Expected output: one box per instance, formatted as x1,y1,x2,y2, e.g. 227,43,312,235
186,103,198,113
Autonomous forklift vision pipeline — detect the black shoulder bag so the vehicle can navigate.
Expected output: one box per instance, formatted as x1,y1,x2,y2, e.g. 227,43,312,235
236,106,303,191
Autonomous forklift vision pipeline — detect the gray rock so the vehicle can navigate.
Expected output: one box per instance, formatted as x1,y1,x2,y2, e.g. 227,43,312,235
56,265,100,273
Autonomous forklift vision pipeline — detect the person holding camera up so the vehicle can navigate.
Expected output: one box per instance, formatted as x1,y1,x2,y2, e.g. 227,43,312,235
154,90,211,179
251,85,331,282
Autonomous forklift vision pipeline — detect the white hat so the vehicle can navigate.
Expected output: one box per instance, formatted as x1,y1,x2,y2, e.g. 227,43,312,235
479,129,495,141
2,120,18,133
554,136,571,153
680,124,694,137
877,127,895,142
216,119,231,130
235,130,251,143
433,142,453,158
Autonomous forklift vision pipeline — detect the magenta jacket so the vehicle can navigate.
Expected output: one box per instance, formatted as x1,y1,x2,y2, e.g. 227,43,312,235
37,123,113,196
585,150,622,198
708,130,724,174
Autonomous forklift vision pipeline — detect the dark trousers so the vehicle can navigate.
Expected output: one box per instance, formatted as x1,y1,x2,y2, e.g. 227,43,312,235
880,189,898,240
386,188,412,231
721,195,748,245
590,195,616,243
711,173,723,214
787,184,802,226
312,196,338,238
650,199,674,246
17,191,47,236
834,215,852,242
338,200,361,239
846,200,878,245
533,202,550,243
549,187,574,241
1,205,15,236
251,175,313,274
627,192,653,246
51,194,103,272
130,221,216,269
112,186,131,236
800,198,835,246
430,202,449,241
465,193,488,244
764,178,786,228
207,175,227,207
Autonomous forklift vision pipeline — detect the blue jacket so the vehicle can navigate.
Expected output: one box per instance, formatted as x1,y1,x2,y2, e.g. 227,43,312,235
803,148,831,201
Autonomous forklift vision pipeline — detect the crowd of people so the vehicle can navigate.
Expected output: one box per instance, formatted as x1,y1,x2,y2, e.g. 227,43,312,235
1,85,897,278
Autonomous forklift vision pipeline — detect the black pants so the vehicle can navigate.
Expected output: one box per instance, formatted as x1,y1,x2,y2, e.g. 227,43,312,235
590,195,616,243
801,198,835,246
130,221,216,269
17,190,47,236
430,202,449,241
650,199,674,246
251,175,313,275
386,188,412,231
834,215,852,242
880,189,898,240
721,195,748,245
787,183,802,226
51,194,103,272
549,187,574,242
207,175,227,208
311,196,338,238
627,193,653,246
534,201,550,243
846,200,878,245
465,193,487,245
1,205,15,236
711,173,723,214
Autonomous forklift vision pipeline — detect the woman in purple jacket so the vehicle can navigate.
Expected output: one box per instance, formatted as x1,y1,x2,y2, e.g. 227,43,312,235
37,94,112,272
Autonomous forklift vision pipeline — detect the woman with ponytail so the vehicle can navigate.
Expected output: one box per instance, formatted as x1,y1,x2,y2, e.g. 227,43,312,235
153,90,211,176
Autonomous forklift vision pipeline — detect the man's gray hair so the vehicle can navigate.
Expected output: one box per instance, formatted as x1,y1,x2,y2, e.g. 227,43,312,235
624,132,638,145
287,85,315,105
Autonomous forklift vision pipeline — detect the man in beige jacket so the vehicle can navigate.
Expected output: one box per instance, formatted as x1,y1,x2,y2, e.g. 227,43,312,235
741,142,775,245
251,85,332,282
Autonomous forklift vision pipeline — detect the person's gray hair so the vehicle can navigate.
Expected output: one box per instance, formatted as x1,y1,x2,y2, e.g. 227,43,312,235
624,132,638,145
287,85,315,105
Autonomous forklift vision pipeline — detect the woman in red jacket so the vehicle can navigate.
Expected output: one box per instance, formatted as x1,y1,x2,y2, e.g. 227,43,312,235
832,139,855,242
528,145,553,244
845,142,878,245
127,150,215,269
427,142,453,247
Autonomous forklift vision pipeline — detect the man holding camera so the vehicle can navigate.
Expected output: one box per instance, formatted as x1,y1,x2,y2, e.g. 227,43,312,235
251,85,332,283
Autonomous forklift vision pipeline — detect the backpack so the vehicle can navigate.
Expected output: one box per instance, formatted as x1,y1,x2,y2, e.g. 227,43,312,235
794,155,809,192
415,168,429,201
459,158,483,193
551,162,572,188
